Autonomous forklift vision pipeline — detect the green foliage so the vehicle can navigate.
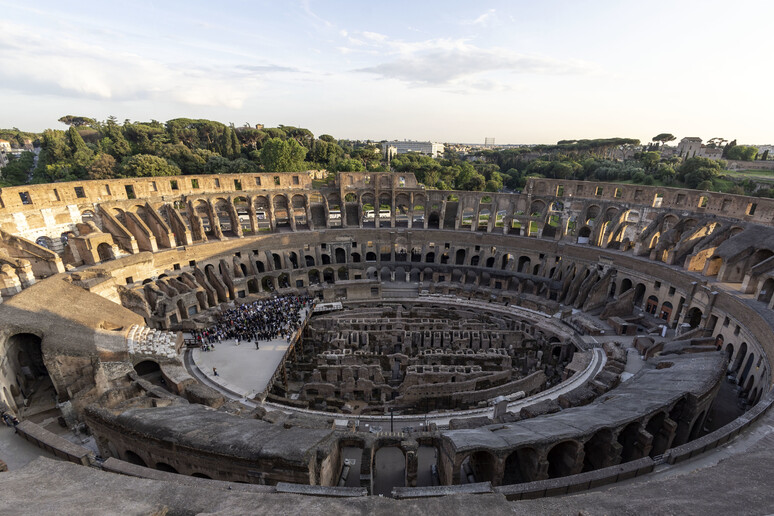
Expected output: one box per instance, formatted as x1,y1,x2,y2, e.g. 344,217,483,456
1,151,35,185
58,115,97,127
640,151,661,170
336,158,365,172
259,138,308,172
725,145,758,161
0,128,39,147
652,133,676,144
87,153,117,180
121,154,180,177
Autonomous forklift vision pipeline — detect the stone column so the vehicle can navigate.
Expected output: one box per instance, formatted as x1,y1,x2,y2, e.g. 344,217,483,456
403,440,418,488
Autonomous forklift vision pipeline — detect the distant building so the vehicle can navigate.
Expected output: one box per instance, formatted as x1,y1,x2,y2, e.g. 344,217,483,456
0,140,10,169
676,137,724,161
382,140,445,158
485,137,495,147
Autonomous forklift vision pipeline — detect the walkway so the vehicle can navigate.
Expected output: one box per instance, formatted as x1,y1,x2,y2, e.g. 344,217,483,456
187,307,309,399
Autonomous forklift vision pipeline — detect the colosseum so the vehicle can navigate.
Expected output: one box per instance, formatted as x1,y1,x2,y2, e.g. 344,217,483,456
1,171,773,513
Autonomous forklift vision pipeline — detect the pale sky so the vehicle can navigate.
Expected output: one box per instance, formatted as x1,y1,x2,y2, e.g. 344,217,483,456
1,0,772,144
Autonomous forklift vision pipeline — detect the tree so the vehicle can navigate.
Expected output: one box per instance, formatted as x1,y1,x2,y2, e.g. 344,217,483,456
335,158,365,172
762,150,769,161
651,133,676,147
58,115,97,127
121,154,180,177
725,145,758,161
640,151,661,171
87,153,117,179
0,151,34,185
259,138,307,171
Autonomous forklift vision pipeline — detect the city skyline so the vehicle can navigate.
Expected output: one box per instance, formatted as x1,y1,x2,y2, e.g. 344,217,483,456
1,0,772,144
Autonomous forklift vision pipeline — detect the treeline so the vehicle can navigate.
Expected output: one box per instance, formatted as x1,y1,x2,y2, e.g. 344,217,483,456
7,116,386,186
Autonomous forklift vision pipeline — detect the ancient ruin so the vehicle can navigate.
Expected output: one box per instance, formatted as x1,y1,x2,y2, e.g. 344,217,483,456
0,171,772,509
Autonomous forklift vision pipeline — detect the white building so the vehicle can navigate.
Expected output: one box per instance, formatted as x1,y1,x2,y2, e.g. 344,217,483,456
382,140,445,158
676,137,723,161
0,140,10,169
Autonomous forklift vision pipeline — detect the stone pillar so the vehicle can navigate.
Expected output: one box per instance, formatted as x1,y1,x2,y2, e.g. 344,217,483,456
248,204,258,234
306,202,315,230
403,440,418,488
227,198,243,237
208,200,224,240
267,201,276,232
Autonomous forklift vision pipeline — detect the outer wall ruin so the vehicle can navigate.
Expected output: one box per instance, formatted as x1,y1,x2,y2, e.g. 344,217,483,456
0,172,771,495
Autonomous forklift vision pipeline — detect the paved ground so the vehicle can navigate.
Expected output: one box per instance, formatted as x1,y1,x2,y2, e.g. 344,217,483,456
341,446,363,487
0,425,51,470
190,308,309,398
417,446,437,487
373,446,405,496
191,336,294,398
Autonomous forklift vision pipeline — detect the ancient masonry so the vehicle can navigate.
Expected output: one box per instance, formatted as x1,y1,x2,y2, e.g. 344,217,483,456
0,171,772,506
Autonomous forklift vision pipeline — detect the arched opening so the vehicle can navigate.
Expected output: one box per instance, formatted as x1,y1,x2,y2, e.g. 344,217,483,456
156,462,178,474
273,195,290,228
308,270,320,285
582,429,616,472
577,226,592,244
124,450,147,467
689,411,706,440
517,256,531,273
731,342,747,375
278,273,290,289
686,307,703,329
547,441,581,478
133,360,160,377
323,268,334,284
8,333,54,409
366,251,377,262
633,283,646,306
757,278,774,304
645,295,659,316
261,276,275,292
645,412,669,456
503,447,539,484
617,422,645,462
465,450,497,484
335,248,346,264
620,278,633,293
740,353,755,386
659,301,673,322
373,447,405,496
97,242,114,262
455,249,466,265
35,236,54,250
337,267,348,281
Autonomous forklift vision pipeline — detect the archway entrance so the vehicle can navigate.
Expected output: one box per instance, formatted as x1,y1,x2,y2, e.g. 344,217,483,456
7,333,56,417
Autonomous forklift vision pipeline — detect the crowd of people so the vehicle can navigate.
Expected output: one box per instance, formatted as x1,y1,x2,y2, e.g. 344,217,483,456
192,294,314,350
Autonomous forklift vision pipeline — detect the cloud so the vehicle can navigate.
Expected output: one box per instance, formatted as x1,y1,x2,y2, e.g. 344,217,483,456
355,40,597,86
0,20,294,109
466,9,496,26
235,64,302,74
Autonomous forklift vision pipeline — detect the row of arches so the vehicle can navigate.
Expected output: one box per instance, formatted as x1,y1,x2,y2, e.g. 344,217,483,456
459,401,699,486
